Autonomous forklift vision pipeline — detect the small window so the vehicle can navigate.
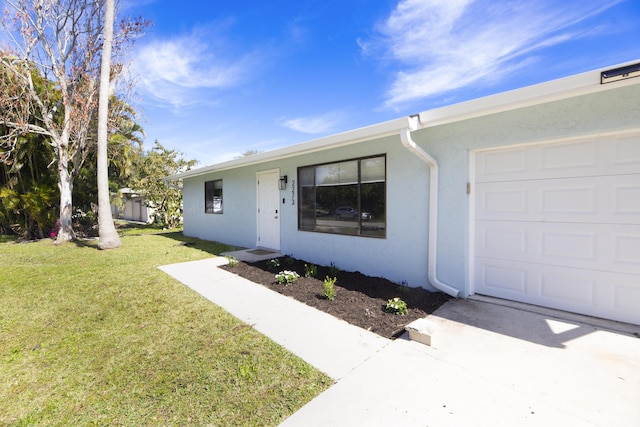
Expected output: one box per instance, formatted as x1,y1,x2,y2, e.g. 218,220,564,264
205,179,223,214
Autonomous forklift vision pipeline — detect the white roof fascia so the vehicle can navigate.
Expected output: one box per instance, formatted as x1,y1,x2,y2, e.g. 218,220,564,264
417,59,640,128
165,59,640,181
165,116,412,180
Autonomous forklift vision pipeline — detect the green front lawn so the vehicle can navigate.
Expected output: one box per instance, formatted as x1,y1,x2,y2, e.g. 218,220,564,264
0,227,331,426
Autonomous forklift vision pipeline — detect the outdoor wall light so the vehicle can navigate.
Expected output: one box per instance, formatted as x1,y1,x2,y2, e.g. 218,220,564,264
601,62,640,84
278,175,288,190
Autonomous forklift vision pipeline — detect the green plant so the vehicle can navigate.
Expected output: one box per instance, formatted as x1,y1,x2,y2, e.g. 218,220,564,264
385,297,408,315
225,256,239,267
275,270,300,285
304,263,318,278
267,258,280,270
130,141,198,229
323,276,337,300
284,255,295,265
329,261,339,276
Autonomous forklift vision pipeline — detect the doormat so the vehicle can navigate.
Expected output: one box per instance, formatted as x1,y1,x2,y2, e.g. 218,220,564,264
247,249,276,255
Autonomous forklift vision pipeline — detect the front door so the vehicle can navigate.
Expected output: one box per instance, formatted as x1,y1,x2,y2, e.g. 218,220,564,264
256,169,281,250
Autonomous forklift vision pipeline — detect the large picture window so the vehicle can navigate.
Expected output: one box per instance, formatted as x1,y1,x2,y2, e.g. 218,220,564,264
205,179,223,213
298,155,385,237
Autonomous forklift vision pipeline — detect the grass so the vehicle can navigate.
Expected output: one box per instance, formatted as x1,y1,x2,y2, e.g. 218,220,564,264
0,226,332,426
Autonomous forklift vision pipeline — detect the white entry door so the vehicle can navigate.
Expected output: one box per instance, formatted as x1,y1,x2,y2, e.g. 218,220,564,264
473,133,640,325
257,169,281,250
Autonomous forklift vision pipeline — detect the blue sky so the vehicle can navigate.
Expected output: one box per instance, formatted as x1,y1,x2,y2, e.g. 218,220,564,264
124,0,640,167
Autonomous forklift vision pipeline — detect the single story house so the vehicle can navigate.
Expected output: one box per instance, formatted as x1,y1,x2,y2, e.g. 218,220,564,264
167,60,640,326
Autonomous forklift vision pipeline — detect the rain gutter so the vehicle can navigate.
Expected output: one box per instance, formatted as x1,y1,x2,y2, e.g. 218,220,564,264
400,118,460,298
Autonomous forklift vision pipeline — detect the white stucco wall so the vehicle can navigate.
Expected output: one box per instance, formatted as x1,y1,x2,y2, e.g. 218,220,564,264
410,83,640,296
183,134,433,289
278,136,431,288
182,83,640,295
183,167,258,248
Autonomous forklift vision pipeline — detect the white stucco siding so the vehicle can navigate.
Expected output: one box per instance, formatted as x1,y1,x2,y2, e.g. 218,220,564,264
409,83,640,298
280,137,432,288
183,168,259,248
183,134,435,290
180,81,640,301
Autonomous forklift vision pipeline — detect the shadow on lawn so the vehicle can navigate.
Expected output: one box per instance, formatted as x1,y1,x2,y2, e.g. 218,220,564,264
155,230,243,257
65,224,240,257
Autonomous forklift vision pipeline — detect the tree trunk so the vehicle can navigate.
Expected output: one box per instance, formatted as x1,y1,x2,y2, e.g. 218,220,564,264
96,0,121,250
55,151,76,243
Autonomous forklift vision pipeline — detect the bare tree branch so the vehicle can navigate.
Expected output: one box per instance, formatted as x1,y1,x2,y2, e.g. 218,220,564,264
0,0,148,243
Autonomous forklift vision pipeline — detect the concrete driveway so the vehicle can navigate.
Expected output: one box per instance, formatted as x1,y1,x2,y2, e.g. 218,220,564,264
283,298,640,426
159,258,640,426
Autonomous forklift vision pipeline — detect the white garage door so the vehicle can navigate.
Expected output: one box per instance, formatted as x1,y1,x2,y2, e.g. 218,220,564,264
473,134,640,325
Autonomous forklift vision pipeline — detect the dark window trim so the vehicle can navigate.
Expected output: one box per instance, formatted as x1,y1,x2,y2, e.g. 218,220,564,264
297,154,386,238
297,153,385,170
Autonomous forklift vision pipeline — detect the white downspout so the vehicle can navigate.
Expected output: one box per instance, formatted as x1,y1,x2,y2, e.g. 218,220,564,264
400,127,460,298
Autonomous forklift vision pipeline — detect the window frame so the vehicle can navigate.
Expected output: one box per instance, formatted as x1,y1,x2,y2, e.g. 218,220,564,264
204,179,223,214
297,154,386,238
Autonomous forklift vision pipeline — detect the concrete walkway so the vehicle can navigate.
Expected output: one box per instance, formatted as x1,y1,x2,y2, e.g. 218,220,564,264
159,257,640,426
159,257,389,380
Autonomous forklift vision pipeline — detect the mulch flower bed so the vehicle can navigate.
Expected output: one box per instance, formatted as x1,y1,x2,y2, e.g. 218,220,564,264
221,256,450,339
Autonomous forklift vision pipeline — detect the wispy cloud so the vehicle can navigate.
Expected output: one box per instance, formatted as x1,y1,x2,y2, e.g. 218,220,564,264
278,111,345,134
370,0,623,107
133,28,258,108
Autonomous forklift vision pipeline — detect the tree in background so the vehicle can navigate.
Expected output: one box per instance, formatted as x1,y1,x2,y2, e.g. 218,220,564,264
0,92,145,240
96,0,120,249
131,141,196,229
0,59,61,239
73,97,145,222
0,0,147,243
0,131,57,238
0,56,144,240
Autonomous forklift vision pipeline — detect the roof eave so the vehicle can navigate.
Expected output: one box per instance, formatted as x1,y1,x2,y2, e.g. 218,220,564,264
164,116,412,181
417,59,640,128
165,59,640,181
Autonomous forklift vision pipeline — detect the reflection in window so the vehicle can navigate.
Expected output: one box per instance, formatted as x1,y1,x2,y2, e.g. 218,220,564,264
298,155,385,237
205,179,223,214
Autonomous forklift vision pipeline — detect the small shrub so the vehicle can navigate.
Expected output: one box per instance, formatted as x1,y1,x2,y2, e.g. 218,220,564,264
284,255,295,265
225,256,239,267
329,262,339,276
323,276,337,300
267,258,280,270
275,270,300,285
385,297,408,315
304,263,318,278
